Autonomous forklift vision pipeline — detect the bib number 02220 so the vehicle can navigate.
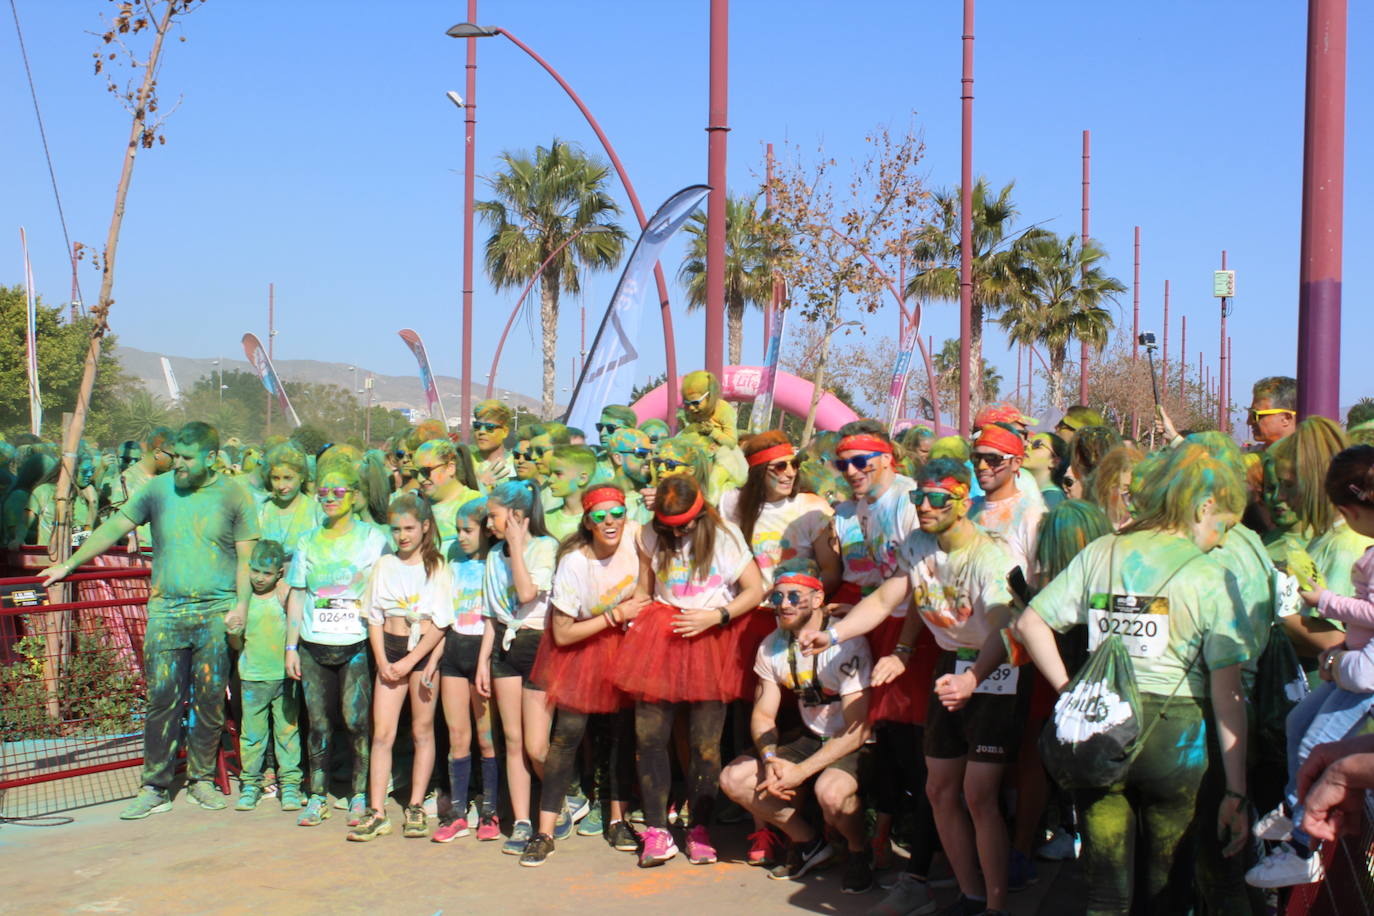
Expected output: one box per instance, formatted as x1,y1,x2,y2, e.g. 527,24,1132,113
1088,594,1169,658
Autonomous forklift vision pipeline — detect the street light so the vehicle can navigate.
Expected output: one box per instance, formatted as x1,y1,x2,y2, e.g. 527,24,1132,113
446,22,682,427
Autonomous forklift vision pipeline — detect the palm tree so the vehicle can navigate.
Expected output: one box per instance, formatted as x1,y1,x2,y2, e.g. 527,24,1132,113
999,232,1124,409
477,139,628,417
932,337,1002,409
678,194,773,367
108,388,173,444
906,178,1027,414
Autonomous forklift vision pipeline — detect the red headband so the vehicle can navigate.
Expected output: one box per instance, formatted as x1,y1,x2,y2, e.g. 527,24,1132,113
773,572,823,592
974,424,1025,458
836,434,893,456
747,443,796,467
581,486,626,512
656,490,705,527
921,475,971,499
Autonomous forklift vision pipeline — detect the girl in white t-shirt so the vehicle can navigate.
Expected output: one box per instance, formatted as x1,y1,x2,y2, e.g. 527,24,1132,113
613,475,764,868
348,495,454,843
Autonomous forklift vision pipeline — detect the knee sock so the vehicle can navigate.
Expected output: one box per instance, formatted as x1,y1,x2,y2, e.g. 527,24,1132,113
480,755,500,815
448,756,472,818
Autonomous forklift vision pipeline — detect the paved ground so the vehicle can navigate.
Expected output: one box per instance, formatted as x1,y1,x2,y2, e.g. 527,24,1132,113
0,770,1083,915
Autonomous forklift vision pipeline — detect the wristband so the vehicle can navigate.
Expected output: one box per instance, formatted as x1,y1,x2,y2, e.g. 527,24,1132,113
285,644,298,652
1223,788,1248,804
826,626,840,647
718,607,731,628
893,643,913,656
761,749,777,761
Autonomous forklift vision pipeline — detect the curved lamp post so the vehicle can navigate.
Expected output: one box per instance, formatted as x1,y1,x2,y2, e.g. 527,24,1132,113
447,22,681,426
484,224,612,399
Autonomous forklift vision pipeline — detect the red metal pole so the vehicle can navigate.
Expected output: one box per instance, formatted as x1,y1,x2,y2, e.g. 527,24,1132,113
1016,344,1023,404
1132,225,1140,437
1296,0,1346,421
1180,314,1187,404
266,282,274,434
764,142,774,360
1078,129,1090,405
957,0,974,436
1162,279,1170,399
1219,250,1228,432
1227,335,1234,434
704,0,729,378
460,0,477,442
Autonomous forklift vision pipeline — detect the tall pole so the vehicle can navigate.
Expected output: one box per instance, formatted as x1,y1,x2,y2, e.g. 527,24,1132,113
1078,129,1090,405
266,282,274,435
459,0,478,443
1296,0,1346,421
957,0,974,436
1180,314,1187,404
1016,344,1023,404
704,0,729,378
1162,279,1170,398
1218,250,1229,432
764,142,775,359
1131,225,1140,437
1227,335,1234,434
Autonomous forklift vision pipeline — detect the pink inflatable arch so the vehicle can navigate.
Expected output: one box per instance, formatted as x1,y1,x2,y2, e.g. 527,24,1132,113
632,366,860,431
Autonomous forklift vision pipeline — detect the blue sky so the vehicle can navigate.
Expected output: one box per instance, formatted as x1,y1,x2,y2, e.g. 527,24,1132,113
5,1,1370,416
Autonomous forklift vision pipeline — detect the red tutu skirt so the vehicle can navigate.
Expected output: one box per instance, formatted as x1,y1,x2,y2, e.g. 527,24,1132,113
530,624,628,715
867,615,939,726
722,606,781,702
611,602,738,704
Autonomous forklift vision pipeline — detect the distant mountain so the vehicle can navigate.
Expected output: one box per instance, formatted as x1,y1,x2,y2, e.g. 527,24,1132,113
115,346,548,416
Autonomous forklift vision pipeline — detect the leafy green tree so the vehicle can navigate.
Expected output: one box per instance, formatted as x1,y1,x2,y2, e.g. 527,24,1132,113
0,285,131,444
998,232,1123,409
932,337,1002,411
106,389,175,444
678,195,773,366
477,139,628,418
906,179,1027,414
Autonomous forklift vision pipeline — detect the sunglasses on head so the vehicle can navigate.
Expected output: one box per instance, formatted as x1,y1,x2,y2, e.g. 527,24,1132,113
972,451,1012,469
472,421,502,433
909,489,958,509
654,458,687,472
317,486,350,500
832,451,884,473
767,589,807,608
766,458,801,474
587,506,628,524
595,422,620,435
616,447,651,459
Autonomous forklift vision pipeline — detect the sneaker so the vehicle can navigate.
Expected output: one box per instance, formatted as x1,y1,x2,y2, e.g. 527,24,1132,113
872,832,894,870
520,832,556,867
935,896,986,916
747,827,785,867
686,824,718,865
119,787,172,820
769,834,833,880
1254,805,1295,842
628,808,646,825
432,815,470,843
638,826,678,868
566,792,591,823
333,795,350,810
476,812,501,842
297,794,331,827
502,819,533,855
867,873,936,916
1245,843,1325,888
347,809,392,842
422,790,439,818
843,849,875,894
553,804,575,841
185,781,227,811
1008,849,1038,892
261,772,278,798
606,819,640,852
279,785,304,812
235,785,263,811
403,804,428,838
346,793,367,827
577,803,605,837
1036,827,1077,861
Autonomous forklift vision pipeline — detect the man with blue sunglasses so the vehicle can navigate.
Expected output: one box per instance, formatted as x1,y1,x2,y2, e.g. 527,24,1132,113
605,427,653,524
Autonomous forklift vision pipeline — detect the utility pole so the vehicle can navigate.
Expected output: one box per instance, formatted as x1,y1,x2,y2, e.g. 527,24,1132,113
957,0,975,436
266,282,274,435
1131,225,1140,437
1078,129,1090,405
1162,280,1170,403
459,0,478,442
704,0,729,377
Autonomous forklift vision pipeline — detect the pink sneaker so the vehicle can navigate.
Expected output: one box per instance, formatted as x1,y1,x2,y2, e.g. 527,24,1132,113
432,816,469,843
475,812,501,842
638,826,679,868
686,824,717,865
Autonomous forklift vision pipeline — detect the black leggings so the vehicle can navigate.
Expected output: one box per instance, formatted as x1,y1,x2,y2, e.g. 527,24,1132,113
873,723,939,876
634,700,726,829
540,708,635,817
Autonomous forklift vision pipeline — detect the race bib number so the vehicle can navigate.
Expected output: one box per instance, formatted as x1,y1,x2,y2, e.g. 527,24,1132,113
312,597,362,635
1089,594,1169,658
955,658,1019,695
1274,570,1302,618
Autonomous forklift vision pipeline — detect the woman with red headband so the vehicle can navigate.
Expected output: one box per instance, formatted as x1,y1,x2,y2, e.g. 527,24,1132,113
519,485,649,866
614,474,765,868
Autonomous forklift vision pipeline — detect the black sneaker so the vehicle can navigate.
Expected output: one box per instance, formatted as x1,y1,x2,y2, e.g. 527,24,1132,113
842,848,874,894
936,896,988,916
606,819,640,853
519,832,556,867
768,834,834,880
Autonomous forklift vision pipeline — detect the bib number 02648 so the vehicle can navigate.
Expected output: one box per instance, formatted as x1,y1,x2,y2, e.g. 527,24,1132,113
312,597,362,635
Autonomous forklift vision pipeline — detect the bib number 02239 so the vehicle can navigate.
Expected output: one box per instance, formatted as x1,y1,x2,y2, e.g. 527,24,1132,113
1089,594,1168,658
954,658,1019,695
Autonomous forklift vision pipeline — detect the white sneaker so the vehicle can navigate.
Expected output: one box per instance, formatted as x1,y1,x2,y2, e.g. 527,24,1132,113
1245,843,1325,888
1253,806,1294,842
1037,827,1079,861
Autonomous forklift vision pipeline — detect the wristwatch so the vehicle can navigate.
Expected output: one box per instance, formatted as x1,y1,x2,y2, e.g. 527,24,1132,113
718,607,731,628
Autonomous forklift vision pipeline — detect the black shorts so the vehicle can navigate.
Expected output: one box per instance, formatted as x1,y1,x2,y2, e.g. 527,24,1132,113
383,632,409,665
490,624,543,686
923,649,1028,764
439,630,484,680
776,731,865,780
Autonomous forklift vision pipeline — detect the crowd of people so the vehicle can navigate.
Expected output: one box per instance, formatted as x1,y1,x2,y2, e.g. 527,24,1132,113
16,368,1374,916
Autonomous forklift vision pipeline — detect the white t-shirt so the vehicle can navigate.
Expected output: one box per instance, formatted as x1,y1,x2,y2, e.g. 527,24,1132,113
483,535,558,635
638,520,754,609
287,522,390,646
754,628,872,738
364,554,456,649
551,522,643,620
720,490,833,589
447,553,487,636
833,475,919,615
969,486,1046,581
899,529,1016,652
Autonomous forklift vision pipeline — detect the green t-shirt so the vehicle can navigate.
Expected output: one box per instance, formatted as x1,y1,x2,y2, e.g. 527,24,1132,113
119,473,260,618
431,486,481,548
28,482,93,548
256,492,323,559
118,463,157,549
239,592,288,681
1209,524,1279,675
1310,520,1374,599
1029,530,1250,698
545,503,582,543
